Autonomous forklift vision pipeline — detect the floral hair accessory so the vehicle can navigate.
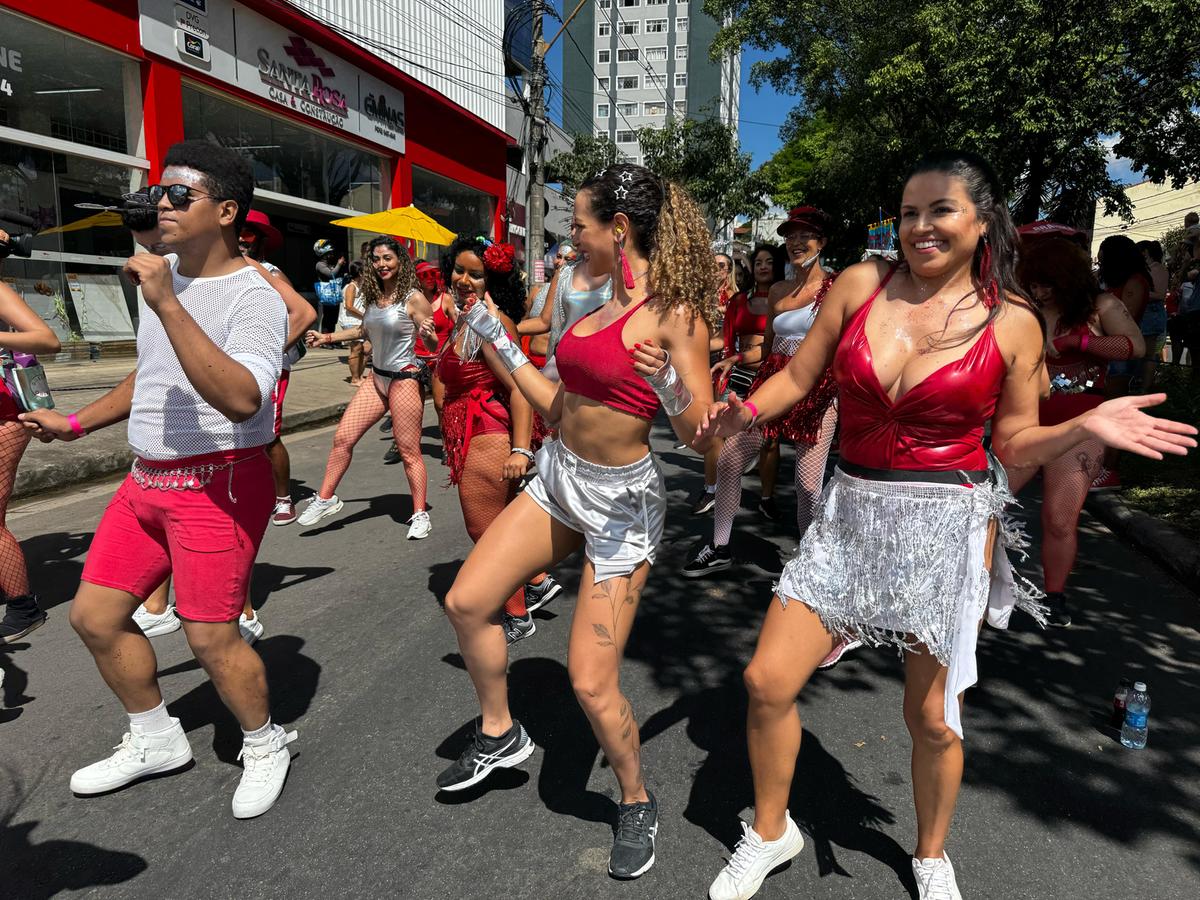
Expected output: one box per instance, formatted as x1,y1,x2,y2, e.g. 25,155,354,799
483,242,517,274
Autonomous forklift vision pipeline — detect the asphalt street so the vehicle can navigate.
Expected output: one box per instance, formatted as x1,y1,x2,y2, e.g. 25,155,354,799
2,410,1198,899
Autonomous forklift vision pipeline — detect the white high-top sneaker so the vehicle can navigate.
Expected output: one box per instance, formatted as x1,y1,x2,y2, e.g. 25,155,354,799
70,719,193,794
231,726,298,819
708,815,805,900
912,852,963,900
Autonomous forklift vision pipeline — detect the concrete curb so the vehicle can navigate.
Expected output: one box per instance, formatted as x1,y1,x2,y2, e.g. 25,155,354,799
1086,492,1200,593
12,401,348,501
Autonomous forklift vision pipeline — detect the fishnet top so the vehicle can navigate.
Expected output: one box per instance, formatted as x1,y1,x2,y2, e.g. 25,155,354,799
128,255,286,460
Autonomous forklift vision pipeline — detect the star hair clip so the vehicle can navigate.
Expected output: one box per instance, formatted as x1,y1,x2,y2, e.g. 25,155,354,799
615,185,630,200
619,171,635,184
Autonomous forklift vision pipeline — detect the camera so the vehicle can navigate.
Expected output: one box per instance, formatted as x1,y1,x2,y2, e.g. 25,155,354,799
0,209,36,259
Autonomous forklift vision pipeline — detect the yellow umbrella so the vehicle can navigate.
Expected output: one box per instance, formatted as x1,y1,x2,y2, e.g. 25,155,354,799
39,210,124,235
329,206,457,247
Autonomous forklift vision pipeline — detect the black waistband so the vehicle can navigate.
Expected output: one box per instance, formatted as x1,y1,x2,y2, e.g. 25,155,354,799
372,365,424,381
837,460,989,485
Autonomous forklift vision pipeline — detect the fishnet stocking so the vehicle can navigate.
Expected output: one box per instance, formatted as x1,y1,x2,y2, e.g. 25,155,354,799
1039,437,1105,593
713,403,837,547
0,421,31,599
318,375,428,511
457,432,526,617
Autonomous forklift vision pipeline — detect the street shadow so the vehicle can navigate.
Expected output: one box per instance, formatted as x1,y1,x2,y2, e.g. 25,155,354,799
21,530,93,611
427,559,463,607
248,562,336,611
298,493,422,536
167,635,320,763
0,766,147,898
1,643,32,724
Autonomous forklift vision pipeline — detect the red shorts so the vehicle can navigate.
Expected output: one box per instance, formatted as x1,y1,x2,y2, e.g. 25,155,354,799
0,381,20,422
272,369,290,438
81,448,273,622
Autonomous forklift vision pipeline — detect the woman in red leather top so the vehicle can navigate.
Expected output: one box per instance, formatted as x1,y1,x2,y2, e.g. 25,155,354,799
433,236,561,645
1006,237,1144,628
414,260,455,417
439,165,716,880
699,152,1196,900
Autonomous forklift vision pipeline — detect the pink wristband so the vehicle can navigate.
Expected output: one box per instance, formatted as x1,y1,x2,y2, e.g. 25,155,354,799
743,401,759,425
68,413,86,437
1080,333,1090,353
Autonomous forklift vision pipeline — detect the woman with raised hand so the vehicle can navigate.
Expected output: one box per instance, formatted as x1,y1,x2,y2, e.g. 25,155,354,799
699,151,1195,900
439,164,716,881
298,237,436,539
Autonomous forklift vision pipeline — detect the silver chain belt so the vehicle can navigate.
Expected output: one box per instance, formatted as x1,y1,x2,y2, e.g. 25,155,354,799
130,457,243,502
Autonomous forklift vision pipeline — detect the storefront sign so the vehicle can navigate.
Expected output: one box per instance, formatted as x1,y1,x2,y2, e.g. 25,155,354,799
139,0,405,154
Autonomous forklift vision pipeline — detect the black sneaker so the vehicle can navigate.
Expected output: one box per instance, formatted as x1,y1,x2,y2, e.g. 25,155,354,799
503,611,536,645
682,541,732,579
383,443,401,464
524,575,563,613
0,595,47,643
379,415,393,434
757,497,780,521
1044,592,1072,628
609,790,658,879
436,719,536,792
688,487,716,516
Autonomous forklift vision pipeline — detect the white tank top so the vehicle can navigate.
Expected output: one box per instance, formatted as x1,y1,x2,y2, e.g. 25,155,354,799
363,294,421,372
772,303,819,346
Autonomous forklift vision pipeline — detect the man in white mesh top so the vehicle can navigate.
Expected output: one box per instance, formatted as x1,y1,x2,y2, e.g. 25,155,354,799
21,141,295,819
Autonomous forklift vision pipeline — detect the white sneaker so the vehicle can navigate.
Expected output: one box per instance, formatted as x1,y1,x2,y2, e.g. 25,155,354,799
232,726,298,819
239,612,264,645
708,815,805,900
912,853,963,900
297,494,343,527
70,719,193,795
132,604,181,638
406,509,431,540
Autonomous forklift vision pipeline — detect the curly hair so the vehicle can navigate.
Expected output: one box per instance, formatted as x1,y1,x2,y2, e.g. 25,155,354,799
162,140,254,231
1017,237,1100,333
358,236,417,307
440,235,526,324
578,164,719,331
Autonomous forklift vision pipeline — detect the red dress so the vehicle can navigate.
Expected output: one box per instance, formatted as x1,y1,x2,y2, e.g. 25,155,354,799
416,300,455,368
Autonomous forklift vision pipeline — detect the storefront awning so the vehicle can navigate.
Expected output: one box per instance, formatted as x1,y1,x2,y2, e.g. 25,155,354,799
329,206,457,246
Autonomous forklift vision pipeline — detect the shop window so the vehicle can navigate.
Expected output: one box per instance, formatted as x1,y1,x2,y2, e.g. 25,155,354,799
182,86,384,213
411,166,495,268
0,10,139,155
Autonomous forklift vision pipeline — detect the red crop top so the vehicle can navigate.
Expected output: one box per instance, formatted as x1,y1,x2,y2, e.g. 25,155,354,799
722,291,768,354
555,298,660,421
833,267,1007,471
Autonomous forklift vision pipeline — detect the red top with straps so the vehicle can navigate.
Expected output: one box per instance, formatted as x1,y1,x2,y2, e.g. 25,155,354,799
833,267,1007,471
555,298,660,421
722,291,768,355
417,301,455,361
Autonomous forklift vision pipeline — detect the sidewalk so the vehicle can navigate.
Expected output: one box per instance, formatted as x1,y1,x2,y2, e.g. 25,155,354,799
14,349,358,500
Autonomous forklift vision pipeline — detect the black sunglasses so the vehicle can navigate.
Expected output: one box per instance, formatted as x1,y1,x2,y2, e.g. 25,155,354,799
148,183,220,209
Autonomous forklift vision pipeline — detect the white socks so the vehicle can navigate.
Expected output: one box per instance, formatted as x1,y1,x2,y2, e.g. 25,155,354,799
128,700,172,735
243,719,276,744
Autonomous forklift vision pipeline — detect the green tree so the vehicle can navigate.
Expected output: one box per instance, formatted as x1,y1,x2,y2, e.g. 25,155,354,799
708,0,1200,237
545,133,621,198
636,115,770,232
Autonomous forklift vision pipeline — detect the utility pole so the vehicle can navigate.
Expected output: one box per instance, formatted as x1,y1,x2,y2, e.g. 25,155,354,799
527,0,547,284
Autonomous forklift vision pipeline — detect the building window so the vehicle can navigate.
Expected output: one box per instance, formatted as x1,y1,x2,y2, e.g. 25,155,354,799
617,75,640,89
646,46,667,62
598,77,610,90
597,0,611,8
646,0,668,5
618,102,640,116
597,103,611,117
597,49,611,64
644,101,666,116
619,21,639,35
646,18,668,33
675,73,688,87
618,0,640,6
616,130,637,144
676,17,689,31
595,129,607,139
646,73,666,88
618,48,639,63
674,99,687,114
598,22,611,36
676,45,689,59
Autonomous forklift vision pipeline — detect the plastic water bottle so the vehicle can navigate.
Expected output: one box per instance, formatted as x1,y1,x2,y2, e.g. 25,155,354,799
1120,682,1150,749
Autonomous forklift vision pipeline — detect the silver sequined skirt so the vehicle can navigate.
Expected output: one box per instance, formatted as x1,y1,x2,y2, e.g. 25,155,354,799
776,461,1044,737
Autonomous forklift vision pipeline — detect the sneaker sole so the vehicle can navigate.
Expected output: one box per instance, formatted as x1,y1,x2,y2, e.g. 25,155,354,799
1,615,47,643
610,850,657,880
407,525,432,540
682,560,733,579
691,501,716,516
140,620,182,638
437,739,536,793
71,748,195,796
709,829,804,900
524,582,563,613
271,515,297,526
298,499,343,527
818,639,863,670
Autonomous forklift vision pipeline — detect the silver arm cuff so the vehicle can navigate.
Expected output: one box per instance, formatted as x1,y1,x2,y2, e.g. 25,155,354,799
645,350,693,417
463,302,530,374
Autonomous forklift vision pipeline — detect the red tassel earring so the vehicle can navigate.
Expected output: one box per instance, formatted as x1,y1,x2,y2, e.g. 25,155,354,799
979,238,998,308
616,227,636,290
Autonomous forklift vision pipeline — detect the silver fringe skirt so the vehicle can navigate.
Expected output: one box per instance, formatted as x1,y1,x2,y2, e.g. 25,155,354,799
776,458,1044,738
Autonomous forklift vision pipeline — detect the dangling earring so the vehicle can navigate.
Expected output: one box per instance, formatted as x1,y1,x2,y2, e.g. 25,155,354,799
979,237,997,308
616,227,636,290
